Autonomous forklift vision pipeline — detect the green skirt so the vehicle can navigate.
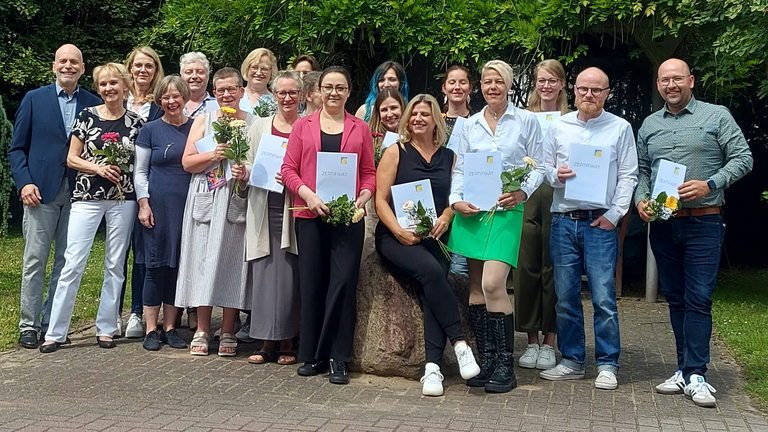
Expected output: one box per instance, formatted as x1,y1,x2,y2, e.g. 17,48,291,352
448,204,524,267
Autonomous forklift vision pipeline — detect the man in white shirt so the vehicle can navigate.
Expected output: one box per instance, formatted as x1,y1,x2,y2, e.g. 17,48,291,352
539,67,638,390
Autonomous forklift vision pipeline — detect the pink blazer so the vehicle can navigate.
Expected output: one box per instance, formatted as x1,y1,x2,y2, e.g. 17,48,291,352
281,110,377,219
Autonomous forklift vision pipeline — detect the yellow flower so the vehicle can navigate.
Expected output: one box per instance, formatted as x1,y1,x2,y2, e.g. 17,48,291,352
352,208,365,223
665,195,679,210
221,107,237,114
522,156,537,168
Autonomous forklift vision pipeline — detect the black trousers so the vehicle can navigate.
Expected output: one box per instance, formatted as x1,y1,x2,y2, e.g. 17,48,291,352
296,217,364,363
142,266,178,307
375,227,464,365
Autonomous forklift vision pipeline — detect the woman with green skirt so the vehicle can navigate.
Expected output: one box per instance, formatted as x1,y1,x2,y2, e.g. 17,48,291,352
448,60,544,393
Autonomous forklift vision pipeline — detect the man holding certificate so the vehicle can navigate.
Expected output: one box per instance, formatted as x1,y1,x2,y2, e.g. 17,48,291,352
540,67,638,390
635,59,753,407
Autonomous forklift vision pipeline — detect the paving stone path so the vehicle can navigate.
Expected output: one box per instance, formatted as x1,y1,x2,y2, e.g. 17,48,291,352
1,295,766,432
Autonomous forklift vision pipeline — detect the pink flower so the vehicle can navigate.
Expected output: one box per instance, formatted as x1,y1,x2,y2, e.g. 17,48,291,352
101,132,120,143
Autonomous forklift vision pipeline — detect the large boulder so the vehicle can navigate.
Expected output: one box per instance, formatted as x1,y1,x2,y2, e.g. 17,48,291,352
352,252,476,379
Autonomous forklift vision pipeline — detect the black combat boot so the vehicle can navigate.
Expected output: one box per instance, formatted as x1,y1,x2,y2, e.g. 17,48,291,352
467,304,495,387
485,312,517,393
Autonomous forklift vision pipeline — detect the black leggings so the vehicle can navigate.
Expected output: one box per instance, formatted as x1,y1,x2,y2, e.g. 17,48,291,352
142,266,178,307
296,217,364,363
375,226,464,365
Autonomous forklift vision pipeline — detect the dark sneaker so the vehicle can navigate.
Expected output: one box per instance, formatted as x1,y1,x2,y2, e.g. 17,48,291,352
165,329,188,349
329,359,350,385
297,359,329,376
143,330,162,351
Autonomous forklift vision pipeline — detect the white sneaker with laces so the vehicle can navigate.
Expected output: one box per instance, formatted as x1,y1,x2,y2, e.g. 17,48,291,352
421,362,444,396
684,374,717,407
656,370,685,395
125,313,144,338
454,341,480,380
536,344,557,370
518,344,539,369
539,364,585,381
595,370,618,390
235,324,255,343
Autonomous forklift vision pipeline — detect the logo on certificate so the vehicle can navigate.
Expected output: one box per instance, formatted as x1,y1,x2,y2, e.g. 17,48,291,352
340,157,348,165
281,141,288,148
415,184,423,192
594,150,603,157
674,167,680,175
546,114,553,121
486,156,494,163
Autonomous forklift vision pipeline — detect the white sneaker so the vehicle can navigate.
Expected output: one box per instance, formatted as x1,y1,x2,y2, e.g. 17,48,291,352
595,371,618,390
518,344,539,369
421,362,444,396
536,344,557,370
235,324,255,343
454,341,480,380
684,374,717,407
656,370,685,395
125,313,144,338
540,364,585,381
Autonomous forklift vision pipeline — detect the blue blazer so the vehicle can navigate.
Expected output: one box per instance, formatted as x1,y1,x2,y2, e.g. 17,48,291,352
9,83,102,204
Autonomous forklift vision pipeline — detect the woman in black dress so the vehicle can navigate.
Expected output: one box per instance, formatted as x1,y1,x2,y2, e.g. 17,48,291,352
374,94,479,396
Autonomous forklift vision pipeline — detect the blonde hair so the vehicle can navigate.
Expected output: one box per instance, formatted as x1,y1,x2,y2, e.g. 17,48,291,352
92,63,132,99
528,59,569,114
481,60,514,90
398,94,447,147
240,48,278,86
125,46,165,101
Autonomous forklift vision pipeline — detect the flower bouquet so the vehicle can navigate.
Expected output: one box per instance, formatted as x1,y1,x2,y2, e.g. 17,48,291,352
402,200,451,262
479,156,536,224
290,194,365,227
253,98,278,118
372,132,384,167
213,107,250,195
644,192,681,222
93,132,133,201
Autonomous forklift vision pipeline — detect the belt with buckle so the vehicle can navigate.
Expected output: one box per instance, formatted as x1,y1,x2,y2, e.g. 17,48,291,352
561,209,608,220
676,206,721,217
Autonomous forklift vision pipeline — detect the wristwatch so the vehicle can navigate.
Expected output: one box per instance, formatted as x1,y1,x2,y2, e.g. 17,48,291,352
706,179,717,191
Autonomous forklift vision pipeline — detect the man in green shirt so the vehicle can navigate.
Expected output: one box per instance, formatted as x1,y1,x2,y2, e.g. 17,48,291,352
634,58,753,408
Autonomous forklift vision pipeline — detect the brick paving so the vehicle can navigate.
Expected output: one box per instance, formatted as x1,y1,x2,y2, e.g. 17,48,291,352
0,295,765,432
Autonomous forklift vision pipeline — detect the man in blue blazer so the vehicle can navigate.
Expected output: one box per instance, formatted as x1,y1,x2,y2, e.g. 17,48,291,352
9,44,102,348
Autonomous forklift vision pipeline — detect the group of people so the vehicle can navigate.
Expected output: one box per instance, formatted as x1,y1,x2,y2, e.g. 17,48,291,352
10,43,752,407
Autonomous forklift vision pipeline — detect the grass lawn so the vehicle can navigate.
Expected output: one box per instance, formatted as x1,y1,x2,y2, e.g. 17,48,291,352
713,269,768,409
0,229,131,351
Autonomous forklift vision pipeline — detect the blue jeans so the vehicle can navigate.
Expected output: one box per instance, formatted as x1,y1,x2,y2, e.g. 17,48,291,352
550,214,620,374
449,253,468,275
650,214,724,382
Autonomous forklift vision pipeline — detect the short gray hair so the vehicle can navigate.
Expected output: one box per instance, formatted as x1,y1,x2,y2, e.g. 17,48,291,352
179,52,211,73
155,75,191,103
269,70,303,92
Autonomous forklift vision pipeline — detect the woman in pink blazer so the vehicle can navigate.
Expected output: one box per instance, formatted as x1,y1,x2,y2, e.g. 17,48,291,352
281,66,376,385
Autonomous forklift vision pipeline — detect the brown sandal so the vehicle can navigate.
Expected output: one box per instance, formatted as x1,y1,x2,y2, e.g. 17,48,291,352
277,351,297,365
248,350,278,364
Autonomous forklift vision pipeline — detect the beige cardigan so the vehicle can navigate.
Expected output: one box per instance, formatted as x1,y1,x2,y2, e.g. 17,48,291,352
244,116,298,261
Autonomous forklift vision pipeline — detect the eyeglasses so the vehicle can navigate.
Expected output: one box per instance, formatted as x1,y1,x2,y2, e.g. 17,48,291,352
276,90,300,99
213,86,240,96
575,86,609,96
658,75,689,86
160,94,184,102
249,65,272,74
321,85,349,95
536,78,560,87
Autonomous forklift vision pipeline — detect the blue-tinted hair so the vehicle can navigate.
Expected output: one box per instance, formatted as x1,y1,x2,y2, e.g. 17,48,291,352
363,61,409,121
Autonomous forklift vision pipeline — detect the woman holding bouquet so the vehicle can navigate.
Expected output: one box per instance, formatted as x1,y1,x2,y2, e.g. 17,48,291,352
514,59,570,371
448,60,545,392
133,75,194,351
242,70,302,365
40,63,143,353
374,94,480,396
176,67,254,356
282,66,376,385
240,48,278,117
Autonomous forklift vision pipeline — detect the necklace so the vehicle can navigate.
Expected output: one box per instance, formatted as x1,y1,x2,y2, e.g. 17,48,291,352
487,103,508,120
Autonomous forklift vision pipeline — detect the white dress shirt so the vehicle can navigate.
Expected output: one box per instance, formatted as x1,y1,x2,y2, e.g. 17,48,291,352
449,104,545,205
543,110,638,226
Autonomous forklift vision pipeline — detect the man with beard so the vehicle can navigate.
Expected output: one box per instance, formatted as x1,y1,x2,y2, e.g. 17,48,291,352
539,67,638,390
635,59,752,408
9,44,102,348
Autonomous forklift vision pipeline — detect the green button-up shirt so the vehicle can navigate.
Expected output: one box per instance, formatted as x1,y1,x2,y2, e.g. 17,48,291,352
633,97,753,208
